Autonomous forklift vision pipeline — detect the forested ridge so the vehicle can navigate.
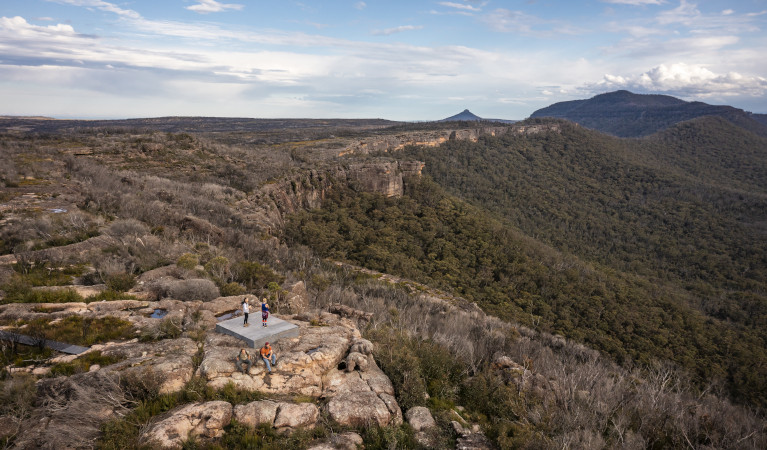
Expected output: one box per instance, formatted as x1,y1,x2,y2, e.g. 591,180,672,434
530,90,767,138
286,118,767,407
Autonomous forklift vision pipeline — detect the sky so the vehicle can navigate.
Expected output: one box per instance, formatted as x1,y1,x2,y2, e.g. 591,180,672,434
1,0,766,120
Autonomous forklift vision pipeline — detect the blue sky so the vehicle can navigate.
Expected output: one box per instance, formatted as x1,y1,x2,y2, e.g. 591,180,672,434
1,0,765,120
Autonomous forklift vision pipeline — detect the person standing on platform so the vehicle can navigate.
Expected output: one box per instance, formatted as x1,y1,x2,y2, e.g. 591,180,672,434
261,298,270,327
242,298,250,327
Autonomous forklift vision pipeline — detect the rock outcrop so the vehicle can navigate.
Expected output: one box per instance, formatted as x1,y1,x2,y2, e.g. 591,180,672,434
1,297,405,447
198,311,403,427
407,406,438,448
141,401,233,448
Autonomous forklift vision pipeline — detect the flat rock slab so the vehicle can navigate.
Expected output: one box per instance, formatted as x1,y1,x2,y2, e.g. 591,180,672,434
215,315,299,348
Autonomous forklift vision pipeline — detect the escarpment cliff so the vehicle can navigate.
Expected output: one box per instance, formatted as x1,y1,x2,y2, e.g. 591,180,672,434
242,159,424,232
339,126,509,156
339,123,561,156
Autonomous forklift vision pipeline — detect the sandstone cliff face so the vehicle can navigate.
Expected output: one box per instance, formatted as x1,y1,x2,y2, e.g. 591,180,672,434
243,159,424,232
340,126,510,156
234,123,559,234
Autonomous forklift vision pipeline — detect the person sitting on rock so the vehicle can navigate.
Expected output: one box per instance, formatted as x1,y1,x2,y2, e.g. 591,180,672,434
260,341,277,372
235,348,252,374
261,298,270,327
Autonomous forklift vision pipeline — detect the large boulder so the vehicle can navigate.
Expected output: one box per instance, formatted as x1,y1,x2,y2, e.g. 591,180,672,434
326,391,392,427
273,402,319,429
141,401,233,448
406,406,436,432
285,281,308,313
233,400,279,428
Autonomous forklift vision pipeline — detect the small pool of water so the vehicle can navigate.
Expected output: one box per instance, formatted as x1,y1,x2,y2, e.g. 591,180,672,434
50,208,67,214
150,309,168,319
306,347,321,355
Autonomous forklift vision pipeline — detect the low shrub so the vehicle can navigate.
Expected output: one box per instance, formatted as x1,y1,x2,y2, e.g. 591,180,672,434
10,316,135,346
168,279,219,302
362,424,419,449
232,261,284,291
140,317,183,341
0,279,84,304
176,253,199,270
0,373,36,447
104,272,136,292
367,327,464,411
11,263,86,287
49,351,120,376
219,282,245,297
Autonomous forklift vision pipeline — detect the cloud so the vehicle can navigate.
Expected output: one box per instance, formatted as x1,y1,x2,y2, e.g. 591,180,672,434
656,0,700,26
483,9,541,34
0,15,79,37
47,0,141,20
438,2,482,12
606,22,665,38
602,0,664,5
483,9,586,36
186,0,244,14
595,63,767,98
371,25,423,36
354,1,366,10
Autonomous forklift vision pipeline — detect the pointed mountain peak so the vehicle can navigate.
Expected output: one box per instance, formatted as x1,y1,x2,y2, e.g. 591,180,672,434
441,109,483,121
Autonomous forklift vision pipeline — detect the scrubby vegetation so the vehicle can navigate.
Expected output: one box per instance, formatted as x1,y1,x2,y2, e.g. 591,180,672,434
4,315,135,346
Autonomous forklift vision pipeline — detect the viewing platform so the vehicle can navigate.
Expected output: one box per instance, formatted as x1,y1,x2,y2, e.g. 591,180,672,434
215,315,299,348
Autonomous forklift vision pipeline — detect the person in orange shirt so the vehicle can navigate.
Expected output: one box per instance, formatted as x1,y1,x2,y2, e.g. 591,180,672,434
260,341,277,372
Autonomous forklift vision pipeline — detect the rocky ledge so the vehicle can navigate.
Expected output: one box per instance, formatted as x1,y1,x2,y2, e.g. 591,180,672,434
2,297,403,449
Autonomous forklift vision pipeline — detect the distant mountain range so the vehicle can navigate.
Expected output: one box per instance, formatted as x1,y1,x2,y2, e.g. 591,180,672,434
440,109,517,124
530,90,767,138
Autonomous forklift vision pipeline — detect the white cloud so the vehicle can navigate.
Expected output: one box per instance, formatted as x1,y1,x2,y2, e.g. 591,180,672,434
483,9,540,34
354,2,366,10
0,15,79,37
483,9,586,36
186,0,244,14
656,0,700,26
722,9,734,16
438,2,482,12
47,0,141,20
596,63,767,97
371,25,423,36
602,0,664,5
606,22,665,38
